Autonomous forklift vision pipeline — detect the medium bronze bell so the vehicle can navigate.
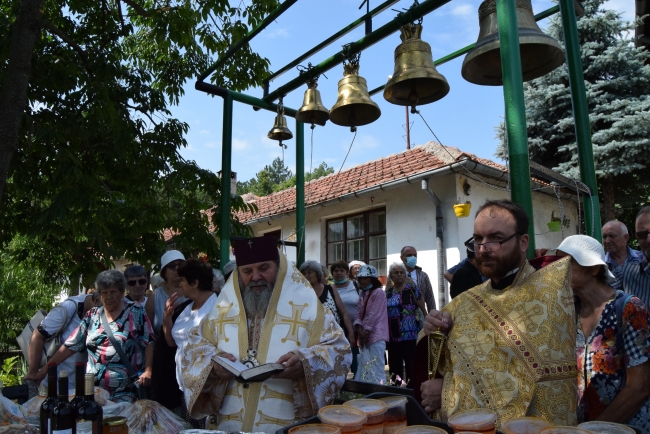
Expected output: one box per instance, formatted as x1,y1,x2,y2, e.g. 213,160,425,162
384,21,450,112
267,107,293,147
296,79,329,127
461,0,565,86
329,60,381,132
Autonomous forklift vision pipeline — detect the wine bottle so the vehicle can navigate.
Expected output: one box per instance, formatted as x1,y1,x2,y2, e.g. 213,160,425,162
77,374,102,434
40,362,58,434
69,362,85,416
51,370,76,434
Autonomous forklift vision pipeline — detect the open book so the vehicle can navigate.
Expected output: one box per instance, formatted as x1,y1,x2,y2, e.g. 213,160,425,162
212,356,285,383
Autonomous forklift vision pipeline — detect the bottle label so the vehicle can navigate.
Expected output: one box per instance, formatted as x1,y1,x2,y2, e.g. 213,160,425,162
53,430,72,434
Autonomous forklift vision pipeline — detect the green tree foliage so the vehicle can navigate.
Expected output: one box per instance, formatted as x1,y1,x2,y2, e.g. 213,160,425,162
0,0,270,281
495,0,650,221
237,159,334,196
0,236,62,352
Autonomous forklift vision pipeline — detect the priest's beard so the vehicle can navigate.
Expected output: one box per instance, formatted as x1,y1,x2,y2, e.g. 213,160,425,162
477,243,524,281
241,280,274,318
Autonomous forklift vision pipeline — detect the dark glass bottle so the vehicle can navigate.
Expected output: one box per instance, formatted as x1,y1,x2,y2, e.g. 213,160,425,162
40,363,58,434
51,370,76,434
77,374,102,434
69,362,85,416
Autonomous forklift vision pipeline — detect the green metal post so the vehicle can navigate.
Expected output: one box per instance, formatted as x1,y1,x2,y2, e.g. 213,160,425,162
296,121,306,266
220,93,233,271
496,0,536,258
558,0,602,240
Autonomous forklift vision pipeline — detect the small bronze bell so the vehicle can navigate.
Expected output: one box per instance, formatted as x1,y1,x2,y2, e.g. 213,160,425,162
296,79,329,127
329,56,381,132
462,0,565,86
384,21,450,113
267,101,293,148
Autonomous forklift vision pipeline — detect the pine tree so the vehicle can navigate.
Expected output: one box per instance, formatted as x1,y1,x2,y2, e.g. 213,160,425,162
496,0,650,221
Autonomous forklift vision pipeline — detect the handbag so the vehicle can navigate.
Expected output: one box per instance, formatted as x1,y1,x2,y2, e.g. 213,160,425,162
17,302,77,369
100,309,148,400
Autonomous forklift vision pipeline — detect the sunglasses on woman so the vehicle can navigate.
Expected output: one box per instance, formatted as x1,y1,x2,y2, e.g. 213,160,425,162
127,278,147,286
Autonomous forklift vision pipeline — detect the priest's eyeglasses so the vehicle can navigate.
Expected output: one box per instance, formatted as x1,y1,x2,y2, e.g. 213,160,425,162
466,233,519,252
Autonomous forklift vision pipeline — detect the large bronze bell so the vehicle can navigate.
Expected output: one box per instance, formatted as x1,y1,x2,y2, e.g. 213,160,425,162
461,0,565,86
296,79,329,127
329,58,381,132
267,102,293,147
384,21,450,112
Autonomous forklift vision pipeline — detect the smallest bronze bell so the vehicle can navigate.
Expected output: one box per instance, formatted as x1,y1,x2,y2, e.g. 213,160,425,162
296,78,329,127
267,101,293,148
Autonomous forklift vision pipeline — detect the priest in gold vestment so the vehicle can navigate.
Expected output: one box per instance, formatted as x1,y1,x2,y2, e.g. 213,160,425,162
178,237,351,433
414,200,578,428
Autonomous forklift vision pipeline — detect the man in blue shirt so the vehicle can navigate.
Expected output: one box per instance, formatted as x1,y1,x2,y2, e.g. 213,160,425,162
613,207,650,307
602,220,644,280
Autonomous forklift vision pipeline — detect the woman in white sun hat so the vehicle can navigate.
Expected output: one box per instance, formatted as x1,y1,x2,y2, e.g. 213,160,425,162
555,235,650,431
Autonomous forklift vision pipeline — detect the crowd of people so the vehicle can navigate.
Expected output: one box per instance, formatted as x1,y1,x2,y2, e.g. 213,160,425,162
22,200,650,433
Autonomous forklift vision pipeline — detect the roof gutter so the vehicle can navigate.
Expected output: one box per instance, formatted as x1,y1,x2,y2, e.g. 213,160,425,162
242,158,580,224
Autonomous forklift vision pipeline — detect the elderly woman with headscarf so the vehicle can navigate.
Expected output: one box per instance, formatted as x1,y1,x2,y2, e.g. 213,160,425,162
28,270,154,402
300,260,355,346
555,235,650,431
349,260,366,283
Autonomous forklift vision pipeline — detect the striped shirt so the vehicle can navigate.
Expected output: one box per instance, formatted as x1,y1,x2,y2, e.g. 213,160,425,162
613,255,650,308
605,246,644,281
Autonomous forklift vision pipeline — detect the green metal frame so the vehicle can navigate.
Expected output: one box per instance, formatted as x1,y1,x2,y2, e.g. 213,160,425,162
197,0,601,267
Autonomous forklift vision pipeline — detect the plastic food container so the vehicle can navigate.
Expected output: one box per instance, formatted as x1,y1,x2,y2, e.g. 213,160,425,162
319,405,368,434
577,421,636,434
344,399,387,434
539,428,592,434
288,424,342,433
395,426,448,434
378,396,408,434
447,409,497,434
501,416,552,434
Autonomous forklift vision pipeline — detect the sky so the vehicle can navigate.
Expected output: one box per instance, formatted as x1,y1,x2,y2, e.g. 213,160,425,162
171,0,636,186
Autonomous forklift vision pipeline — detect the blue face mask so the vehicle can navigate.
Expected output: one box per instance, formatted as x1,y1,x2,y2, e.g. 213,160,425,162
333,278,348,284
362,283,374,291
405,256,417,268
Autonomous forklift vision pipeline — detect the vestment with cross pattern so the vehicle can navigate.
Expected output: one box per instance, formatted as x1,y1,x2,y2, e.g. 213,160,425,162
414,257,578,429
178,251,351,434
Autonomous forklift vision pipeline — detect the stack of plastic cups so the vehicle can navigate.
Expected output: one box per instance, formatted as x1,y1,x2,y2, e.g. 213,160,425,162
318,406,368,434
378,396,408,434
447,409,497,434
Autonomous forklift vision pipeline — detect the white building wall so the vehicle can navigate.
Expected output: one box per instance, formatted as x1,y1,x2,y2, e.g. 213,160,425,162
246,172,579,309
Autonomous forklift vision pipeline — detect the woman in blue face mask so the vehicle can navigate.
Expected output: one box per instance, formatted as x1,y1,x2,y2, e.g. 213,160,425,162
330,260,360,375
353,265,389,384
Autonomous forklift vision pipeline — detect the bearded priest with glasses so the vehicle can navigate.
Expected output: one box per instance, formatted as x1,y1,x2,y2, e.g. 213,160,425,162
412,200,579,430
178,236,351,433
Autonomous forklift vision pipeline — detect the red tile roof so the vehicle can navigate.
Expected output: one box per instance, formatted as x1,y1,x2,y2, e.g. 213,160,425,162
235,142,516,223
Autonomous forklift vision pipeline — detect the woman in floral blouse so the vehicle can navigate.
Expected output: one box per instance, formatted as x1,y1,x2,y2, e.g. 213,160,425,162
385,262,426,385
557,235,650,431
31,270,155,403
